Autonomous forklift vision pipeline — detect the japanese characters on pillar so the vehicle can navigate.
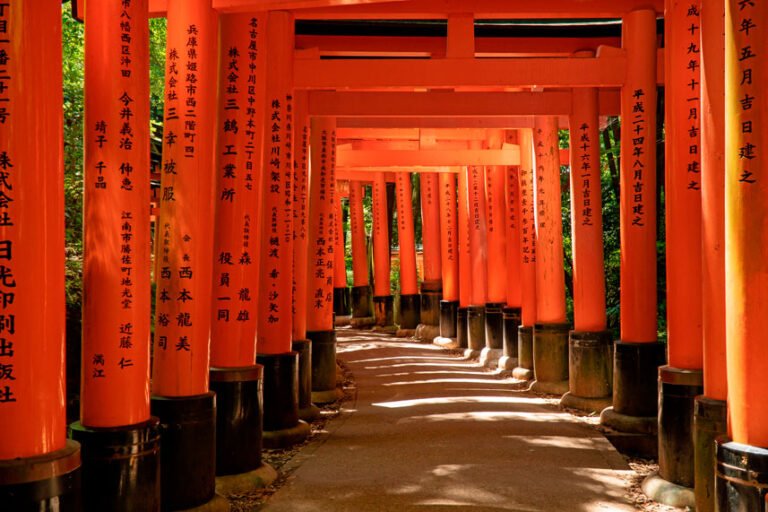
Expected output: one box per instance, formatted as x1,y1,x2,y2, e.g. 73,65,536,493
458,168,472,308
372,173,391,297
292,92,310,340
467,152,488,306
439,172,459,302
210,14,264,368
420,173,442,285
532,117,567,323
333,196,347,289
306,117,336,332
152,0,218,396
518,130,538,326
349,181,368,287
0,0,67,460
620,9,658,342
396,173,418,296
486,131,507,304
569,87,607,332
725,0,768,446
505,132,522,309
257,11,294,354
82,0,151,427
665,0,703,369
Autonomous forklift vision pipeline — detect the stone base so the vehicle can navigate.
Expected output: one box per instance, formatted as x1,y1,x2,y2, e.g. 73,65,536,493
433,336,459,350
312,388,342,405
533,322,570,386
601,406,658,458
479,347,503,368
215,463,278,496
601,406,657,435
299,404,322,423
530,379,569,396
372,324,398,335
334,315,352,327
716,439,768,510
350,316,376,328
395,328,416,338
694,397,727,512
463,348,481,359
512,367,533,381
415,323,440,342
180,493,231,512
568,330,612,401
498,355,517,371
263,421,311,450
559,392,612,415
517,325,534,372
641,473,695,509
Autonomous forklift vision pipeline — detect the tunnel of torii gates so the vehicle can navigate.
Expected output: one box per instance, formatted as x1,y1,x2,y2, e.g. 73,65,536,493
2,0,768,511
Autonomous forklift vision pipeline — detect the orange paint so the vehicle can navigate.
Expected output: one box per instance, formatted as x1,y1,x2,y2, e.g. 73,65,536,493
210,14,264,368
0,0,67,459
665,0,703,370
305,117,336,332
533,117,567,324
467,140,488,306
724,0,768,446
486,131,507,303
569,83,608,332
505,131,523,309
257,11,295,354
518,130,538,326
292,92,310,341
396,173,418,295
152,0,218,396
82,0,151,426
420,173,443,285
701,0,727,400
439,172,459,302
333,196,347,288
458,168,472,308
372,172,391,297
620,9,659,343
349,181,369,287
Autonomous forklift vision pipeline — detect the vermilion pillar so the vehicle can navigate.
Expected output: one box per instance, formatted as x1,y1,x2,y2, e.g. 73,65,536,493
438,172,459,341
349,180,373,321
0,1,81,507
333,195,350,318
561,79,613,415
457,167,472,349
372,172,395,330
646,1,704,502
601,9,667,443
500,131,523,370
254,11,309,447
513,130,538,381
418,172,443,336
150,1,219,508
466,148,488,354
529,117,569,395
396,173,420,331
305,117,340,405
71,0,160,508
695,2,727,510
208,14,268,481
716,2,768,508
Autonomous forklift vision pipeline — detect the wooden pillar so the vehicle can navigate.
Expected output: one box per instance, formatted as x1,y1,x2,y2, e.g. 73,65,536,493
372,172,394,328
601,8,667,441
419,172,442,330
695,2,727,510
457,166,472,348
530,117,569,394
438,172,459,339
0,1,81,507
484,131,507,357
396,173,420,330
501,131,523,370
560,76,613,414
149,0,219,508
349,180,372,319
466,140,488,354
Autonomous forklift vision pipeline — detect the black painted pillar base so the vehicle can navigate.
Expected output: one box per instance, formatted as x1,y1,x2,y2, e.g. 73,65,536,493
333,287,350,317
512,325,534,381
484,303,504,350
694,396,727,512
307,330,340,404
467,305,486,354
530,322,571,395
209,366,264,477
456,307,469,349
151,392,218,511
560,330,613,414
419,280,442,326
69,418,160,511
439,300,459,339
0,440,82,511
716,439,768,511
256,352,310,449
292,339,321,421
373,295,396,333
499,307,521,370
398,294,421,330
351,285,373,319
600,341,666,458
